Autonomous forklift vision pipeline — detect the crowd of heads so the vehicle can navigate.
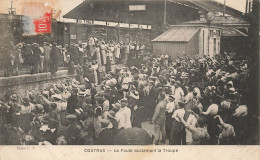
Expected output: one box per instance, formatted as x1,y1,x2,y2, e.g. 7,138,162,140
0,37,147,77
0,38,253,145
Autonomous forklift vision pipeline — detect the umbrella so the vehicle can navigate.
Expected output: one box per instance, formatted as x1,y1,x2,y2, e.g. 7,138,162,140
115,128,153,145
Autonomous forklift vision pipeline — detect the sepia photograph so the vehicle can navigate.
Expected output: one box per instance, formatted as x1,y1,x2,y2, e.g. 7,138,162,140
0,0,259,153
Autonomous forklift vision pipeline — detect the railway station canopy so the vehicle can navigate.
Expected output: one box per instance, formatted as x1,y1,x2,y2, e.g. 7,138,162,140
63,0,244,26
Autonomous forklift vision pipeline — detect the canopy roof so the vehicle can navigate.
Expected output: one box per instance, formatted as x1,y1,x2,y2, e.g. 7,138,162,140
64,0,244,25
184,16,249,26
222,27,248,37
152,27,199,42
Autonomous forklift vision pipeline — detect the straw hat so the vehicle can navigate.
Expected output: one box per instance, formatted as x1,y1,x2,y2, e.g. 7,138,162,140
112,102,121,110
66,114,77,120
10,94,18,102
52,94,65,102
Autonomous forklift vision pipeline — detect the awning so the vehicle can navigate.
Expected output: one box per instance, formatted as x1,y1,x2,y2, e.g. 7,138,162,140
222,27,248,37
152,27,200,42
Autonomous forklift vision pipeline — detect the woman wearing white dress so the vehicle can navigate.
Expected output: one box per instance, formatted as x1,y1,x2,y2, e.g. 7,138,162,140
95,43,102,68
100,41,107,66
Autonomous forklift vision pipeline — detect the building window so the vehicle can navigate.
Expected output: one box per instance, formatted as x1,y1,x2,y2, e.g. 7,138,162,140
210,30,213,37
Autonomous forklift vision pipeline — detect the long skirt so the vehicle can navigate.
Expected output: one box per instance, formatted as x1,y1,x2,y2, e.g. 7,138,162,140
101,50,106,65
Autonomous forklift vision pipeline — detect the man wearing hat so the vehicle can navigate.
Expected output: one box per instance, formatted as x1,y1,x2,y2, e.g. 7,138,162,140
170,101,186,145
165,95,175,140
116,98,132,129
49,103,61,125
127,85,139,118
112,102,121,113
9,93,19,104
152,92,167,144
107,110,118,129
42,117,59,144
67,88,78,114
145,78,157,122
169,77,176,94
97,119,115,145
31,43,41,74
174,81,184,103
100,40,107,66
49,42,60,74
43,42,51,72
66,114,82,144
20,97,32,115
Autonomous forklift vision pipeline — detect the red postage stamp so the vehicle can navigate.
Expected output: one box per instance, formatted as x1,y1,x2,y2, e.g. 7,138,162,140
33,11,52,34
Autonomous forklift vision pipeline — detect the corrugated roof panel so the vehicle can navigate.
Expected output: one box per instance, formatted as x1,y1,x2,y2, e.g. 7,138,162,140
211,16,249,24
222,27,248,37
152,27,199,42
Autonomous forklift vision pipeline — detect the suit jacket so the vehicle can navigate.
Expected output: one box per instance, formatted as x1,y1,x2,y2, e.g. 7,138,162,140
147,86,157,107
152,100,166,124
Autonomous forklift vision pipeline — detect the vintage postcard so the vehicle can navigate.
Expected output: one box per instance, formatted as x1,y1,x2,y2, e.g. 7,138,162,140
0,0,259,159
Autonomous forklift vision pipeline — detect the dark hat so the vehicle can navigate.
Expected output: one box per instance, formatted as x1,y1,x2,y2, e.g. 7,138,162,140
30,121,41,130
28,92,36,103
100,119,110,128
107,110,116,119
48,118,59,129
35,104,44,113
72,88,78,93
41,114,50,124
178,102,185,108
170,77,176,82
20,97,30,106
53,89,61,94
50,103,57,109
168,95,175,101
96,96,105,104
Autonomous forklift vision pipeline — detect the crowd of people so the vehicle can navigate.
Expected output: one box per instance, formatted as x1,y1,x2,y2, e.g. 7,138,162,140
0,37,253,145
0,37,146,77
